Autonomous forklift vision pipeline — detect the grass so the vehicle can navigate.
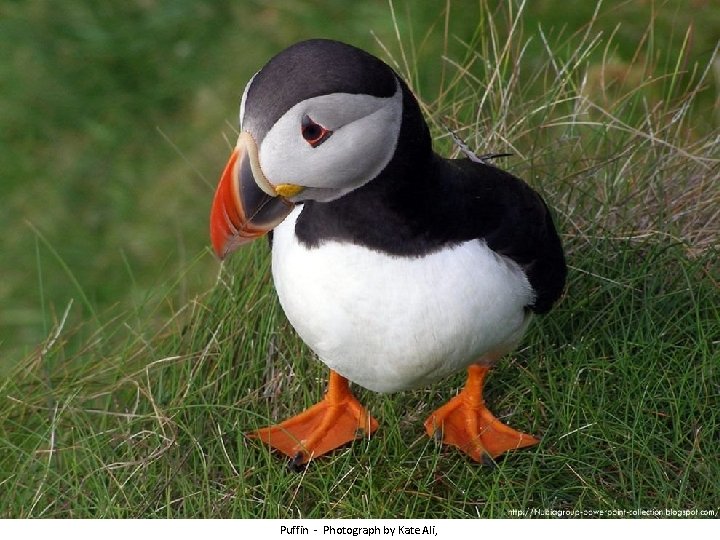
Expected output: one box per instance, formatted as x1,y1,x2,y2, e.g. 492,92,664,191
1,0,719,518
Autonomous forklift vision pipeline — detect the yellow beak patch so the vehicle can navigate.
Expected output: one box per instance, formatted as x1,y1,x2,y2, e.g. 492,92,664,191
274,183,305,198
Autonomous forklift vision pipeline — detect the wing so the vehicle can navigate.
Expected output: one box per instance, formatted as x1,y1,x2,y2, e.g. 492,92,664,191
441,158,567,314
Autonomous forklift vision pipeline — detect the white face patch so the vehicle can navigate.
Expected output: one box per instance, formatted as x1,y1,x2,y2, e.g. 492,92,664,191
258,80,403,201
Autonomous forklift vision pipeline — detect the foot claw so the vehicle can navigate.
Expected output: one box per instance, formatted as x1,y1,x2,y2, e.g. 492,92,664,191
289,453,308,473
480,452,497,468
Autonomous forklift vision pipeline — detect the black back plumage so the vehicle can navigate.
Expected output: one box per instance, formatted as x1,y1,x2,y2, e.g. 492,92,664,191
435,158,567,314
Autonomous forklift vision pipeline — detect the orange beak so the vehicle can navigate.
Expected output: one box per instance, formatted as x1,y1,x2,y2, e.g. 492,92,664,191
209,133,296,259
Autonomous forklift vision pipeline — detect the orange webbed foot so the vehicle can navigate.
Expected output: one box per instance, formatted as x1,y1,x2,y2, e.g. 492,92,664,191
248,370,378,467
424,364,538,463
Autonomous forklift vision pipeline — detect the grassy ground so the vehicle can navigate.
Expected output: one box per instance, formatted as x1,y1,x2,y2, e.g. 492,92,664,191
1,0,718,518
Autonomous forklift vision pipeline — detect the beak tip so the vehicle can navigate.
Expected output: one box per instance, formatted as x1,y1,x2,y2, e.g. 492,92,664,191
209,215,229,261
212,247,227,261
210,227,237,261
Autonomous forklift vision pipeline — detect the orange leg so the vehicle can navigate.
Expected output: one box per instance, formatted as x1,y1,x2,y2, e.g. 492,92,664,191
248,370,378,466
424,364,538,463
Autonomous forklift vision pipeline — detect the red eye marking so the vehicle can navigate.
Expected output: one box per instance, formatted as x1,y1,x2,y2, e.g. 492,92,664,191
301,115,333,147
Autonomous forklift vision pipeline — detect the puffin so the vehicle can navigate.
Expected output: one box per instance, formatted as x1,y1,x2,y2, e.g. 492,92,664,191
209,39,566,467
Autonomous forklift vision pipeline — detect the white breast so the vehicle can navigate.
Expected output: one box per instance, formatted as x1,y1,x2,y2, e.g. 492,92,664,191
271,207,535,393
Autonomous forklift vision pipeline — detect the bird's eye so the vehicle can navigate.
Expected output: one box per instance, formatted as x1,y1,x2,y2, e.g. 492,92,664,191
301,115,332,148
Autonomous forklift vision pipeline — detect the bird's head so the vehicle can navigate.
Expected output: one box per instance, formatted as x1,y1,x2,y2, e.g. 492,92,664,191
210,39,410,259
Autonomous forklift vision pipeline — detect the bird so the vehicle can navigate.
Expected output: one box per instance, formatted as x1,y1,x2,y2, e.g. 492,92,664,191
209,39,566,468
